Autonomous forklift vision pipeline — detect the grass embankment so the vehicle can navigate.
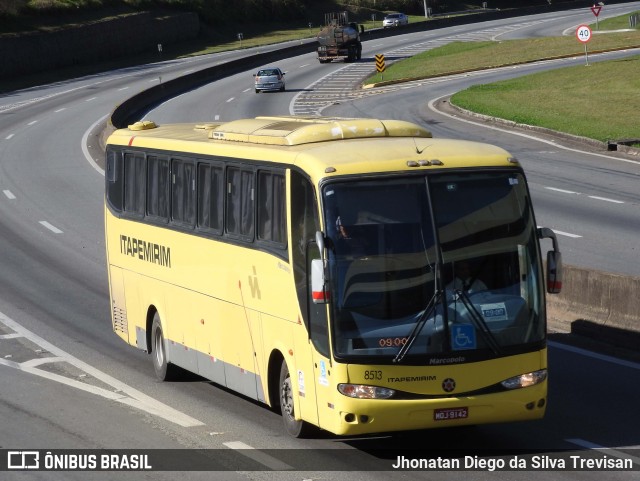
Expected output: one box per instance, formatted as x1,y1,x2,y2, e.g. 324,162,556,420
452,56,640,143
365,14,640,142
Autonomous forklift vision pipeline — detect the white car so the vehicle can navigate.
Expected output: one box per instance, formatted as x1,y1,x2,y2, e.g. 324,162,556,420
382,13,409,28
254,67,285,93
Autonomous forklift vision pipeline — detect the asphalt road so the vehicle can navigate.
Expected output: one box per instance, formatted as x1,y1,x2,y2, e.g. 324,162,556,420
1,3,639,480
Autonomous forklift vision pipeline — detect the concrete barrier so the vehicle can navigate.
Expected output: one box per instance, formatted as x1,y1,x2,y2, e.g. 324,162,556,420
547,265,640,346
0,11,200,80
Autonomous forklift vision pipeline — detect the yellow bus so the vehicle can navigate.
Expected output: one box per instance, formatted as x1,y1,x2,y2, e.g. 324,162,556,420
104,116,562,437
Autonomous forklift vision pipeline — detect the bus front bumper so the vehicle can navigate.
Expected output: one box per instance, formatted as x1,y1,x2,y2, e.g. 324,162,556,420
323,382,547,436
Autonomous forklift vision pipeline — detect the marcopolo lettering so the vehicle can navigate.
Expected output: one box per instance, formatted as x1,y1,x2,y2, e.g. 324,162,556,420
120,235,171,267
429,356,466,365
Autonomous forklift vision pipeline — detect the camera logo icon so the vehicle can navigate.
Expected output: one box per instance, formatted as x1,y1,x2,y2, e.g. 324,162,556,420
7,451,40,470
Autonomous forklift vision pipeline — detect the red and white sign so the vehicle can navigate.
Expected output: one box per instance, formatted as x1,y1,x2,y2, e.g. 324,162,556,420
591,5,602,17
576,24,592,43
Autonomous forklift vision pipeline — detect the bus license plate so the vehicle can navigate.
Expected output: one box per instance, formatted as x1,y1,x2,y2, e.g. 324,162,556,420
434,407,468,421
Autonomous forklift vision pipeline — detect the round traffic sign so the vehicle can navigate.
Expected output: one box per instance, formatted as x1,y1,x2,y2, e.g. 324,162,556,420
576,24,592,43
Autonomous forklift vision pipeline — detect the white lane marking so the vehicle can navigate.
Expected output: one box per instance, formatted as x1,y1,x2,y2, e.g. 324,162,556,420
0,63,185,114
298,63,310,68
21,357,65,368
545,187,625,204
3,190,16,199
81,114,109,175
214,115,220,121
546,187,578,195
242,88,251,93
566,438,640,466
551,229,582,239
118,87,129,91
290,62,353,114
0,311,204,427
55,108,66,113
549,341,640,370
223,441,293,470
588,195,625,204
39,221,63,234
27,120,37,126
226,97,235,102
5,134,14,140
0,356,132,401
85,97,97,102
429,94,640,167
0,333,21,339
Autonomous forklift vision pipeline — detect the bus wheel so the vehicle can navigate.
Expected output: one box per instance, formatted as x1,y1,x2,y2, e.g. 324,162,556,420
151,313,177,381
279,361,312,437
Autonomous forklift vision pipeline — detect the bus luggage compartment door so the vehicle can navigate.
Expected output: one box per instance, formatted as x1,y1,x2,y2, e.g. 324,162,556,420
109,266,129,344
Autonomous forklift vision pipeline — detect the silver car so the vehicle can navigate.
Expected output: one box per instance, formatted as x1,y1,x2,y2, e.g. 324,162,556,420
382,13,409,28
254,67,286,93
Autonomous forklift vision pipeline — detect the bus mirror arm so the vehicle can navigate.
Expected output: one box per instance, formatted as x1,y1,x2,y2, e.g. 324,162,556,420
315,231,326,261
537,227,562,294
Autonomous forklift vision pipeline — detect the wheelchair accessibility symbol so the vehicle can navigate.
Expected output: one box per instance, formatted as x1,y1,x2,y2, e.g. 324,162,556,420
451,324,476,350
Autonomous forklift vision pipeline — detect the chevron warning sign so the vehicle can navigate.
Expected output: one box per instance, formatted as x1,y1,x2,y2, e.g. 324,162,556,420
375,54,385,72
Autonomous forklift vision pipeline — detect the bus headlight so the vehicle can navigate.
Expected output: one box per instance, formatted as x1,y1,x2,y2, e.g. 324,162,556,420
501,369,547,390
338,384,395,399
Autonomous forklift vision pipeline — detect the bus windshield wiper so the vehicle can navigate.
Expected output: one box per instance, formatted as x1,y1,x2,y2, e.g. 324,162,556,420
393,289,442,364
454,289,502,355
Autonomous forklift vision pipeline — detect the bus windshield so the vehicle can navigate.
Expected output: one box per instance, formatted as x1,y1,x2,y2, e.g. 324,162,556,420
322,171,544,363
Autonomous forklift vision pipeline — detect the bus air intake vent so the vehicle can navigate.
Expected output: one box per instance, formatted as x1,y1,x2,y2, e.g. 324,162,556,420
112,306,128,334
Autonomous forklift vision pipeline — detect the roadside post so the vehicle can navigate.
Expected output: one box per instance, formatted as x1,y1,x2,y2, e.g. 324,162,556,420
375,54,385,81
576,24,592,66
237,33,243,49
157,44,163,83
591,4,602,31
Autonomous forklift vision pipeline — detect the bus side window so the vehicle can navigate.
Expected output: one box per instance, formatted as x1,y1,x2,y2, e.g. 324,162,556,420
226,166,255,240
106,149,123,212
197,162,224,234
257,170,286,245
123,152,145,216
171,157,196,226
147,156,169,220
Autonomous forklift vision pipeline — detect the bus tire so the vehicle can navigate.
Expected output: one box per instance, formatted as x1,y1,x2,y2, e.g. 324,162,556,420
151,313,178,381
279,361,312,438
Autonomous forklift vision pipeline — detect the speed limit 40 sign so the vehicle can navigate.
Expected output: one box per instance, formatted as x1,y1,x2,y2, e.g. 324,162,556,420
576,24,592,43
576,24,592,65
